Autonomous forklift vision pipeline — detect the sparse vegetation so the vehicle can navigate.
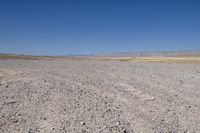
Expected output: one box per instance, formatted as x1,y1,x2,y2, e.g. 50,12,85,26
132,57,200,63
0,54,84,60
99,57,200,63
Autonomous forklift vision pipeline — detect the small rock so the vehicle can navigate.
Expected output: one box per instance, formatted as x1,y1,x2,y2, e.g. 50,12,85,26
43,117,47,120
117,121,121,125
28,128,33,133
80,122,86,125
123,129,129,133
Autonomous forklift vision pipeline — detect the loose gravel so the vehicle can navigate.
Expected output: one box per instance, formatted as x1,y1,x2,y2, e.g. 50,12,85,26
0,59,200,133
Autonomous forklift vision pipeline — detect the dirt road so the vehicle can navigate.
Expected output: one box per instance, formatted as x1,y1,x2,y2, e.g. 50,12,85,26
0,60,200,133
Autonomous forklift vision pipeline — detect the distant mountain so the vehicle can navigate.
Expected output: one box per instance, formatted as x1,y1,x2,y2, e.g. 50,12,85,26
94,50,200,57
1,50,200,59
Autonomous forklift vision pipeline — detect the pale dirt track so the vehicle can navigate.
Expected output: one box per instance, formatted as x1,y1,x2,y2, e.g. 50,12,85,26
0,59,200,133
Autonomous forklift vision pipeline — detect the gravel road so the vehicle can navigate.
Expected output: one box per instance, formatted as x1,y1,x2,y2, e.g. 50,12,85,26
0,59,200,133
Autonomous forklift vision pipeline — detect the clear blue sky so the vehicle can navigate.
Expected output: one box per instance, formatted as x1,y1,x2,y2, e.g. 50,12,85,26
0,0,200,55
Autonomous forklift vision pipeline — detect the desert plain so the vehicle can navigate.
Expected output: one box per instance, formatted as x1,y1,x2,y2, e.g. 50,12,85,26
0,58,200,133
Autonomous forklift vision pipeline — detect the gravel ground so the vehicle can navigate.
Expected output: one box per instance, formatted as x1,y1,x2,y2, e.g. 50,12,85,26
0,59,200,133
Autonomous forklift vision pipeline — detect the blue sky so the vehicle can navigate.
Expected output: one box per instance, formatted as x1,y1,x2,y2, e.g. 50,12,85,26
0,0,200,55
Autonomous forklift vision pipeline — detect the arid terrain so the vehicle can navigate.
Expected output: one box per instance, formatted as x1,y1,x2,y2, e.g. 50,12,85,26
0,59,200,133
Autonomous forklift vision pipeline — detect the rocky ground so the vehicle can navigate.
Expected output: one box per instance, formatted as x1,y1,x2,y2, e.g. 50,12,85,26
0,59,200,133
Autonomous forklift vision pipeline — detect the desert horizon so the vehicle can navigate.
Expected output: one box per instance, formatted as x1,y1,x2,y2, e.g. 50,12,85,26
1,0,200,133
